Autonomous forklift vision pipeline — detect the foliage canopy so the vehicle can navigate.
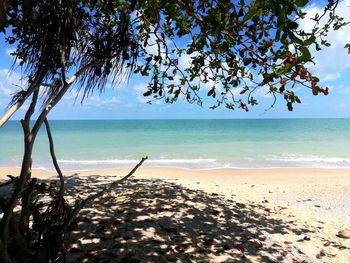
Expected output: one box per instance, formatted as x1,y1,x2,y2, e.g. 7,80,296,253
0,0,346,113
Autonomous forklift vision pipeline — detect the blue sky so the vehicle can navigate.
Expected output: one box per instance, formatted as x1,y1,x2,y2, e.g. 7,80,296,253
1,2,350,120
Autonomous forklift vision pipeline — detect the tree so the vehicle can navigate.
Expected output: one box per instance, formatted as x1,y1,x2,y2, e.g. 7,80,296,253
0,0,346,262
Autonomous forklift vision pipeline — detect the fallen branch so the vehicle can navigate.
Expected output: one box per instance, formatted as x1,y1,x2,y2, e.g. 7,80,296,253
0,175,17,188
68,156,148,225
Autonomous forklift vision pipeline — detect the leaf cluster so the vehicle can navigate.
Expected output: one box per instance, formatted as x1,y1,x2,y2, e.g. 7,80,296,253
135,0,342,111
0,0,345,111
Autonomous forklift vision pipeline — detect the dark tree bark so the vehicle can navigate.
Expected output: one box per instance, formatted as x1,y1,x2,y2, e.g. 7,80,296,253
0,89,39,261
44,118,64,197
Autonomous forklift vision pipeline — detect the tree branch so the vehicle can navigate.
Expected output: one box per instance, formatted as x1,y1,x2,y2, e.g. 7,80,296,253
31,58,111,137
0,69,46,128
44,118,64,197
68,157,148,225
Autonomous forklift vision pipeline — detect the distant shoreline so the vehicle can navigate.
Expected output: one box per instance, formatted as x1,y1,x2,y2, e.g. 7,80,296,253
3,165,350,174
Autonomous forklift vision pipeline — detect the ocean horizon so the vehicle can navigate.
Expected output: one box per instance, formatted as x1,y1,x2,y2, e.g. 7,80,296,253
1,118,350,171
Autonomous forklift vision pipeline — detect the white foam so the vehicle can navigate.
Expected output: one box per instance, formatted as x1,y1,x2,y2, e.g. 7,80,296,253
58,158,217,164
268,156,350,164
11,156,350,171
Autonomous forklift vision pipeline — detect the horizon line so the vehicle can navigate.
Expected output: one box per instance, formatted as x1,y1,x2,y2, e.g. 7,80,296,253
6,117,350,121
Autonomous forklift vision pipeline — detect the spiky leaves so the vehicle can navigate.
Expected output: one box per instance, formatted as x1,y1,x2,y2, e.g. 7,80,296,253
3,0,138,108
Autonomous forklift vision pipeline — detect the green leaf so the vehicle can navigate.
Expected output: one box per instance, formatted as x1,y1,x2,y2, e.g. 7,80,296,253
304,35,316,46
345,43,350,54
295,0,308,7
207,88,216,98
143,90,152,96
243,7,258,22
292,36,304,45
275,62,292,75
300,47,311,61
275,29,281,41
275,67,286,75
288,21,299,30
312,76,320,82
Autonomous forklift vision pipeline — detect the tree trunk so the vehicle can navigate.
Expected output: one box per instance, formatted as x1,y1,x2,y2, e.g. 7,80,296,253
19,179,37,236
0,140,33,262
0,240,11,263
0,90,39,261
0,58,112,261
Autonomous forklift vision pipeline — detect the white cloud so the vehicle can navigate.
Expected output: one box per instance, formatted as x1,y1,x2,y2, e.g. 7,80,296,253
0,69,26,99
5,48,15,58
0,69,31,120
325,85,350,94
339,86,350,94
142,28,169,61
132,82,150,103
256,85,273,99
339,102,348,108
84,95,120,107
59,89,120,109
178,52,195,70
298,2,350,81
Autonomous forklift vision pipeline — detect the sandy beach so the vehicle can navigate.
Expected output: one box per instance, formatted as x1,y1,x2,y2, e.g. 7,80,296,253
1,167,350,262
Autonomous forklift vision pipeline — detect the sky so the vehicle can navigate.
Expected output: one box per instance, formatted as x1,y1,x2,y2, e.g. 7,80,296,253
1,2,350,120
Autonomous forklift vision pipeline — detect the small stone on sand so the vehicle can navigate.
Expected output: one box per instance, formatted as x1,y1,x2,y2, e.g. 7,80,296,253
337,229,350,239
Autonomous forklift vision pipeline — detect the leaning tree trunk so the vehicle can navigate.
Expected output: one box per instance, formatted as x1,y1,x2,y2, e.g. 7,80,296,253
0,90,67,261
0,72,47,257
0,89,72,261
0,58,112,262
0,89,40,262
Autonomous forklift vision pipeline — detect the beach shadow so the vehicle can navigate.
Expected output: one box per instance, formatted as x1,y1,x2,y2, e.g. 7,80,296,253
58,175,317,263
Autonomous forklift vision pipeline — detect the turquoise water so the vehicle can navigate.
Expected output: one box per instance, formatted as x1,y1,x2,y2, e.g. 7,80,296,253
1,119,350,170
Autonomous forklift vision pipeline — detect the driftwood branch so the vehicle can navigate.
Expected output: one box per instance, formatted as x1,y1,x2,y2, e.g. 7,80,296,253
0,175,17,188
80,156,147,206
68,157,148,225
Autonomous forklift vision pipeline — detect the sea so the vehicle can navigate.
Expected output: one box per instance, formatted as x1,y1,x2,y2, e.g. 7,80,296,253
1,119,350,171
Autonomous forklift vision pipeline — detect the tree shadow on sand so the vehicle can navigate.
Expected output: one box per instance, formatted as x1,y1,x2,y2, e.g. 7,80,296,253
59,174,317,263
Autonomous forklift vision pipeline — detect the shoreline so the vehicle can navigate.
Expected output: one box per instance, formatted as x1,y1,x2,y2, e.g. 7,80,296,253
3,165,350,172
1,166,350,187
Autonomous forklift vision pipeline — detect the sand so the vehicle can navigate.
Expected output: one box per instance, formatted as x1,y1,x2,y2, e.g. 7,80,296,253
1,166,350,262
